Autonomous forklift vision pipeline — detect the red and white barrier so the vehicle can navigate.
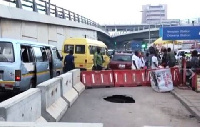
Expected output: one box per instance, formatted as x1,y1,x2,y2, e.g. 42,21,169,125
80,68,182,88
81,70,114,88
170,67,181,86
113,70,146,87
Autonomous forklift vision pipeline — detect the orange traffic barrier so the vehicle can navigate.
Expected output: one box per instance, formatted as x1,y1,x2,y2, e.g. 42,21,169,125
81,70,114,88
113,70,146,87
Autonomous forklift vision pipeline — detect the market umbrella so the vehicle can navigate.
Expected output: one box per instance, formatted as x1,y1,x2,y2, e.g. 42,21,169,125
154,37,183,45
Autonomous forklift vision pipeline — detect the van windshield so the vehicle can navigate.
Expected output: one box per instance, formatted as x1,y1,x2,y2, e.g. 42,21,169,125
0,42,14,62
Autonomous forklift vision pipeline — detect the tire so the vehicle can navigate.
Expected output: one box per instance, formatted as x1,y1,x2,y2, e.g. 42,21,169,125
56,72,60,76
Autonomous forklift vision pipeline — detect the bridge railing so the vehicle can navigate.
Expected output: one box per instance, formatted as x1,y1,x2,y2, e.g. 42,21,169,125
1,0,107,32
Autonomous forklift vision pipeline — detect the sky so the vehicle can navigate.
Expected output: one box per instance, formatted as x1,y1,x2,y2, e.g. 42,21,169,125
1,0,200,25
50,0,200,25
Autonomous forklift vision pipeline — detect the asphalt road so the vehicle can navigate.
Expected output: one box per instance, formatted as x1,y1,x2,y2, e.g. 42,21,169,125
0,92,17,103
60,87,200,127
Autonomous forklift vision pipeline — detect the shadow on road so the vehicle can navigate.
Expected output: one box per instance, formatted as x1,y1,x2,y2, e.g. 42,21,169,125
0,92,18,103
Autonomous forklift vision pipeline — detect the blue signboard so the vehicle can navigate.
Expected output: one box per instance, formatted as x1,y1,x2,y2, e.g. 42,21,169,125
159,27,163,37
162,26,200,40
131,41,142,51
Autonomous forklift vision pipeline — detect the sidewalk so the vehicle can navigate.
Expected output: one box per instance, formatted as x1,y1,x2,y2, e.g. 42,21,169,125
171,88,200,121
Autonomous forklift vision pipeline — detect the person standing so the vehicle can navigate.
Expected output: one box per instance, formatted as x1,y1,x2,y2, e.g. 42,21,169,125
64,50,75,73
132,51,140,70
145,52,150,68
148,47,158,69
139,52,145,69
161,48,167,68
94,47,103,71
167,48,176,67
190,50,199,72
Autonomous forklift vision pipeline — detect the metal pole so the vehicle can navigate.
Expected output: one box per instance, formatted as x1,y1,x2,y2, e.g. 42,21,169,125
173,40,175,51
48,0,50,14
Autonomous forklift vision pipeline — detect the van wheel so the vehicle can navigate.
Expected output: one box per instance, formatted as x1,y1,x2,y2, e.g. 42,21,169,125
56,72,60,76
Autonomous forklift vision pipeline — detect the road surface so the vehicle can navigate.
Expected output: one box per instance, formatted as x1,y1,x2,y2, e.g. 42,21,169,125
60,87,200,127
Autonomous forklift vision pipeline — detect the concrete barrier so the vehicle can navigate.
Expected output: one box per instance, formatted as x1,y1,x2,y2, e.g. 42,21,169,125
0,88,46,122
57,72,78,107
37,78,68,122
0,122,103,127
71,69,85,95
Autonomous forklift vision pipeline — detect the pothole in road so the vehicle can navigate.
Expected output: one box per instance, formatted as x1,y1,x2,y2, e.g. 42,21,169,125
104,95,135,103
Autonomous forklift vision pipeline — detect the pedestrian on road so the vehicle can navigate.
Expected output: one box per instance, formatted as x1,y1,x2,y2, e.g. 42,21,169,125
93,47,103,71
148,47,158,69
139,52,145,69
132,51,140,70
145,52,150,68
167,48,176,67
64,50,75,73
190,50,199,72
161,48,167,68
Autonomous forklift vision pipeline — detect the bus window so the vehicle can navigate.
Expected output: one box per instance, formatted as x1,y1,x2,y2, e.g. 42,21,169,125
33,47,43,62
75,45,85,54
0,42,14,62
64,45,74,53
41,47,48,62
56,50,62,60
89,46,96,54
21,46,34,63
101,47,106,55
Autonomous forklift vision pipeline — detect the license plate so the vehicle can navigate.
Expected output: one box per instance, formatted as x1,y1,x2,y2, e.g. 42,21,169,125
119,64,125,68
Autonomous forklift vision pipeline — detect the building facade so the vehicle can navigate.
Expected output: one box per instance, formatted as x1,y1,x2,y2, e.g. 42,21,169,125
142,4,167,24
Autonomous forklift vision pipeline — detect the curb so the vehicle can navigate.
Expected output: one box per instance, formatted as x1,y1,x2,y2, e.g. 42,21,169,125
171,90,200,121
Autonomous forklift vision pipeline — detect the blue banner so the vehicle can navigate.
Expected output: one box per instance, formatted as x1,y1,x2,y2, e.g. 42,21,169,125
163,26,200,40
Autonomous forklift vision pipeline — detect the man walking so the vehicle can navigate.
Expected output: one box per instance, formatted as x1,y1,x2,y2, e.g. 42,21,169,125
64,50,75,73
167,48,176,67
94,47,103,71
132,51,140,70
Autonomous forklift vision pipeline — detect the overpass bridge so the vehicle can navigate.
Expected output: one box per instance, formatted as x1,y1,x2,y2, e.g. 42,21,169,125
0,1,199,127
0,0,161,50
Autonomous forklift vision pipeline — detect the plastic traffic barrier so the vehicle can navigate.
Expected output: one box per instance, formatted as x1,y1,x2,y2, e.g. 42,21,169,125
113,69,146,87
143,69,151,86
81,70,114,88
170,67,181,86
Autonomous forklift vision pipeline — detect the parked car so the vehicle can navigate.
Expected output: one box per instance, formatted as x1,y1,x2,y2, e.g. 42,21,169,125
176,49,192,60
109,53,132,70
107,49,115,58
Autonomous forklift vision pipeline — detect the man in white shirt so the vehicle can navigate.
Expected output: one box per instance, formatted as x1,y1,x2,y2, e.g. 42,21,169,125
132,51,140,70
151,55,159,69
138,52,145,69
148,48,158,69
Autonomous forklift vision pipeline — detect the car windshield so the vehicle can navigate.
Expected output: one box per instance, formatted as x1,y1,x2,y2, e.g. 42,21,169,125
112,55,131,62
108,50,114,56
0,42,14,62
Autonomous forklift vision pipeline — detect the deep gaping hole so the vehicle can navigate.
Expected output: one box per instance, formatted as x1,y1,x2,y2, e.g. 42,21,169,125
104,95,135,103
